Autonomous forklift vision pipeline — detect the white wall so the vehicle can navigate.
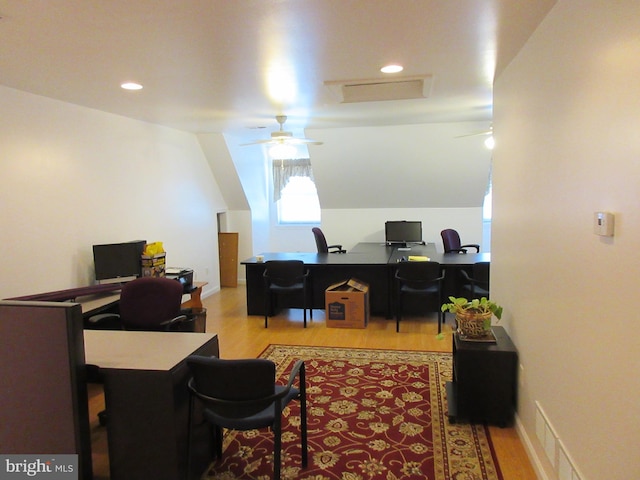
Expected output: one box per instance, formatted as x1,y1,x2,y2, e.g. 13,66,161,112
492,1,640,479
319,208,483,253
0,85,227,299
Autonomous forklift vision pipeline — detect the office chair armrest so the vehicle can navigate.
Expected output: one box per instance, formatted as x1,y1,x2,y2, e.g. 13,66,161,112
87,313,123,330
88,313,120,324
284,360,306,391
327,244,346,253
160,314,194,331
460,244,480,252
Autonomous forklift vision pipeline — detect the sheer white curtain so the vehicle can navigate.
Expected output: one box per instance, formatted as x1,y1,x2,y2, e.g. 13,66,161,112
272,158,315,201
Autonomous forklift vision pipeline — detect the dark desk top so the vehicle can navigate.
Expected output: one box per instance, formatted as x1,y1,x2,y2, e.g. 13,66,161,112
242,242,489,267
241,251,392,266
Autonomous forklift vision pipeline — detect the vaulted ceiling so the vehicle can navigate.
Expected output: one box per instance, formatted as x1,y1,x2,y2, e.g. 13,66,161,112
0,1,556,209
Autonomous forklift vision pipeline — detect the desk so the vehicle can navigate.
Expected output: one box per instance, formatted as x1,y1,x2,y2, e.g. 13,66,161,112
84,330,219,480
242,243,490,317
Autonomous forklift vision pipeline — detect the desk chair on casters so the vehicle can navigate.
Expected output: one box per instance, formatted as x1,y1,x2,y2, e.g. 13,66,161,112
394,261,445,334
312,227,346,253
441,229,480,254
263,260,312,328
461,261,490,299
89,276,195,331
186,355,308,480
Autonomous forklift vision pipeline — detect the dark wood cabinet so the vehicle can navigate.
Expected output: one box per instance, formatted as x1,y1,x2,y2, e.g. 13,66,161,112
446,326,518,427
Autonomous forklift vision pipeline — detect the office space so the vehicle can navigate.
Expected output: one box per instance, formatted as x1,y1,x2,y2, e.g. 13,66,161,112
1,2,639,479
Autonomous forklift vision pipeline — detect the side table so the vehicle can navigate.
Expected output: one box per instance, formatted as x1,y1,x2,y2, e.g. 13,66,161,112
446,326,518,426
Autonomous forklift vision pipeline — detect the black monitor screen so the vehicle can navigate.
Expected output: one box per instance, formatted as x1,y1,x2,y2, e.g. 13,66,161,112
93,241,146,281
385,221,422,245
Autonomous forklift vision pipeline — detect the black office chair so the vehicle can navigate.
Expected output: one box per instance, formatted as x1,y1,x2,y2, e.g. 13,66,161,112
441,229,480,253
461,262,490,299
312,227,346,253
394,261,445,333
186,355,308,480
263,260,312,328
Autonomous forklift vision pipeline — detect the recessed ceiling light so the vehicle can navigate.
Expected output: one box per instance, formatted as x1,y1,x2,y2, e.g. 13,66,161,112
121,82,143,91
381,64,403,74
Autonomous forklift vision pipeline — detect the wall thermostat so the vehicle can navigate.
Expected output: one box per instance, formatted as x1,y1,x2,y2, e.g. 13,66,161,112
594,212,614,236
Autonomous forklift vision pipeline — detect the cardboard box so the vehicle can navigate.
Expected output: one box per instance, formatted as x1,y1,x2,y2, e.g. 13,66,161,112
325,278,369,328
141,253,166,277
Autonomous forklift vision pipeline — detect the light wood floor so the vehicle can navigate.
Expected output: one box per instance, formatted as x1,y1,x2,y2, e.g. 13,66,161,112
88,285,537,479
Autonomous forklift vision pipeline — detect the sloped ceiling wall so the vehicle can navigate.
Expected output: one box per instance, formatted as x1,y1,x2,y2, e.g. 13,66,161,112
307,122,493,209
198,121,493,212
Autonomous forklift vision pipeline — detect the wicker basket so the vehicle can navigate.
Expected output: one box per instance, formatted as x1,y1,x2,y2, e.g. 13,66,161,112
456,310,493,338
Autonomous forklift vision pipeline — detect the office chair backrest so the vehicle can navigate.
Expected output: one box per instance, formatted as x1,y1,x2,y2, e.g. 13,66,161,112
263,260,305,287
441,229,462,252
186,356,277,418
396,261,441,288
312,227,329,253
119,276,184,330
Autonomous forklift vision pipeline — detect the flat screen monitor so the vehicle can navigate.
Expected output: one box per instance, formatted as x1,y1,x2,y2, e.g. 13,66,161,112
93,240,146,281
385,221,423,245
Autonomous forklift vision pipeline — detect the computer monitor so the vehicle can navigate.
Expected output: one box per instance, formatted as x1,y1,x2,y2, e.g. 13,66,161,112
92,240,146,282
385,221,423,246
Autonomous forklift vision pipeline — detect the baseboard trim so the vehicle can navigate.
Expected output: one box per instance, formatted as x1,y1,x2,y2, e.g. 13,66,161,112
515,413,550,480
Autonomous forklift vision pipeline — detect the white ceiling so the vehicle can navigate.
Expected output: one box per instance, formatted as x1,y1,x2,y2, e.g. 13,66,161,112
0,1,556,213
0,0,555,139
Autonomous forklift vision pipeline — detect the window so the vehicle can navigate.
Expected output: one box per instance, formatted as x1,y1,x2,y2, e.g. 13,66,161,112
483,183,492,221
273,158,321,224
276,176,321,224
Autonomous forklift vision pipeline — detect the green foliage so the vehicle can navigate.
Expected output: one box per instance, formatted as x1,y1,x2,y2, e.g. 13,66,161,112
441,296,503,320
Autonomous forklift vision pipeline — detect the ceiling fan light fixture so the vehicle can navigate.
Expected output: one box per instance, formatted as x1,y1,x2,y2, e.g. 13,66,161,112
269,143,297,159
381,64,403,74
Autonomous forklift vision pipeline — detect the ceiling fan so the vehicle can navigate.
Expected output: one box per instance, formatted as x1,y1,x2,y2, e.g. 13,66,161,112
456,125,494,149
241,115,323,147
455,125,493,138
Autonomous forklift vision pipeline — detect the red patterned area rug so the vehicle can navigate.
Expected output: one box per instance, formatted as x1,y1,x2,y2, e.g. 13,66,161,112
201,345,503,480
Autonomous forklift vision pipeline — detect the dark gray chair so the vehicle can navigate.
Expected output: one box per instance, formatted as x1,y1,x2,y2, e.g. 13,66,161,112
186,355,308,480
394,261,445,333
461,262,490,298
263,260,312,328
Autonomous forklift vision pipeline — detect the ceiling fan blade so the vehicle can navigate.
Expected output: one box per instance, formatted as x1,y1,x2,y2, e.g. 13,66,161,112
239,138,323,147
282,138,323,145
239,139,276,146
455,130,492,138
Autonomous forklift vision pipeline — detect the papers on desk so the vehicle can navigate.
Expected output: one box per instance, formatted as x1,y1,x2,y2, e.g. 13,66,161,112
408,255,430,261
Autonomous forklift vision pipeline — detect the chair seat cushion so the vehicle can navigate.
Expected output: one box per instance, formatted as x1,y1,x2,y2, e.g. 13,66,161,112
269,282,304,292
203,386,300,430
400,285,439,294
